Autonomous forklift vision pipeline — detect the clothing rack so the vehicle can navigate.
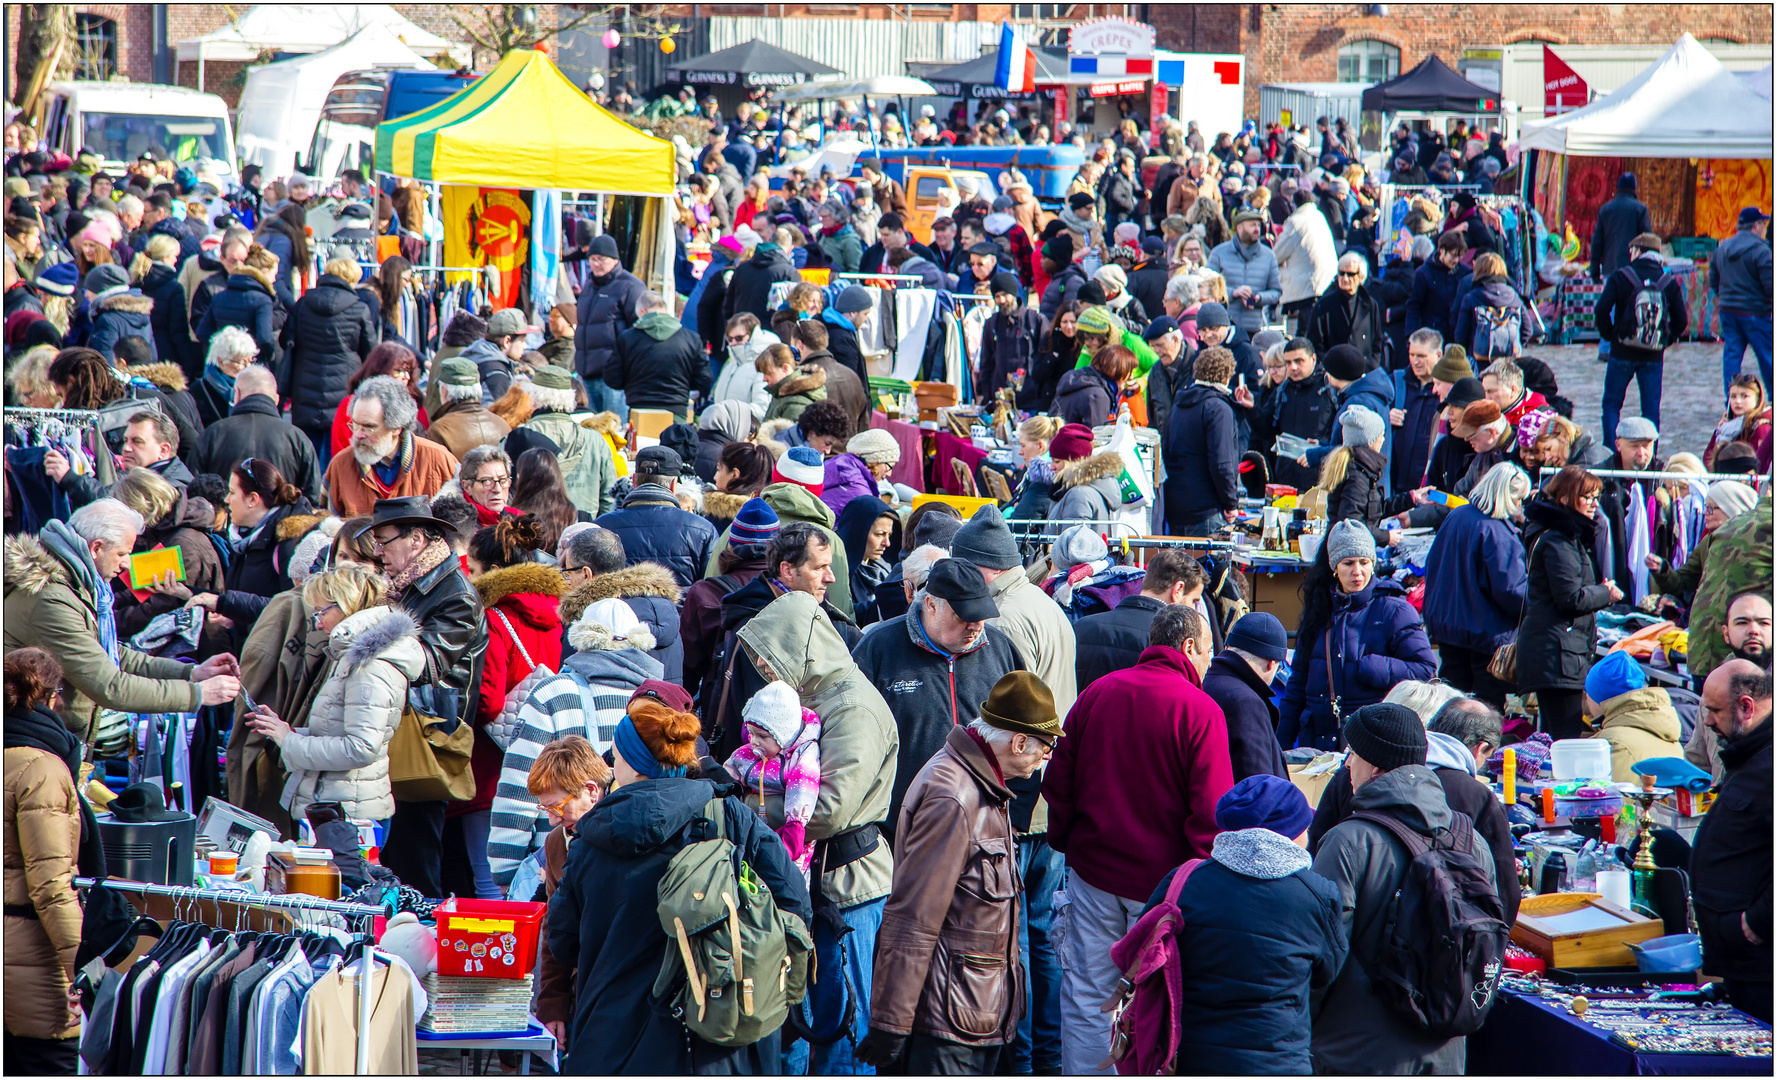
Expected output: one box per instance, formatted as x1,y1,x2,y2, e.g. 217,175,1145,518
838,272,924,282
74,877,385,1075
1005,518,1144,538
1537,467,1766,486
6,406,102,426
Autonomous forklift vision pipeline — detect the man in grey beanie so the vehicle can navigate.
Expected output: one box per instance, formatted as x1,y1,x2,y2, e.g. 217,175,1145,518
1310,702,1495,1074
823,283,876,389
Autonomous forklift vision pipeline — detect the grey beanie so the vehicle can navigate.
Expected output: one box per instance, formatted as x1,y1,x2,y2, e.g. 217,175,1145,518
1340,405,1386,448
1325,518,1377,566
1052,524,1108,571
952,504,1022,571
835,284,874,315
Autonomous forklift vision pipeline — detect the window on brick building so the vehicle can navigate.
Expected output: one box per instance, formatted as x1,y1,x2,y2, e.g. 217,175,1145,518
74,14,118,80
1338,39,1399,83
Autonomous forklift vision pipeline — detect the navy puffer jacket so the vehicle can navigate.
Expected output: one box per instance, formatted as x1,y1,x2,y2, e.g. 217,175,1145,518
573,266,646,381
1421,504,1528,654
287,274,377,431
1277,576,1437,750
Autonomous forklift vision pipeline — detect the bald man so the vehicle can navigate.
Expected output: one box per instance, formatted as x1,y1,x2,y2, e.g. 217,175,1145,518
1690,659,1773,1023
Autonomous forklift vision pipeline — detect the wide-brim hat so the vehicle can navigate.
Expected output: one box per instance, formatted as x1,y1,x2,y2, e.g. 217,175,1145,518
978,671,1063,740
356,496,444,537
108,782,187,823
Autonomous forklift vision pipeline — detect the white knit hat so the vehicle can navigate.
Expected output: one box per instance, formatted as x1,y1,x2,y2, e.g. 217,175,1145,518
742,681,803,747
569,597,658,653
847,428,900,466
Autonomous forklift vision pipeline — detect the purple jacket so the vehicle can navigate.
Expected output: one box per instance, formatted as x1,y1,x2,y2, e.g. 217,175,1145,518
821,452,879,517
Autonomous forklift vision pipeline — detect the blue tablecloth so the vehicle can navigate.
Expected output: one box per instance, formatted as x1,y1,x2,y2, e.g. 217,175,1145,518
1469,989,1771,1075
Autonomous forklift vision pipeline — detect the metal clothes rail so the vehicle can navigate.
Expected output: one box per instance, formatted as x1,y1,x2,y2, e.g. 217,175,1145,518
6,406,102,425
1537,467,1767,485
75,877,386,1074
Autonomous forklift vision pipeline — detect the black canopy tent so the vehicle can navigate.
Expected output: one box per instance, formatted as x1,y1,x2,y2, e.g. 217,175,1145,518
669,39,838,91
1361,54,1499,114
910,48,1070,103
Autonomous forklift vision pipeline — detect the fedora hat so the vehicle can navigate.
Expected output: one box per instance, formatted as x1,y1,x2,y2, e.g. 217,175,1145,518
354,496,444,538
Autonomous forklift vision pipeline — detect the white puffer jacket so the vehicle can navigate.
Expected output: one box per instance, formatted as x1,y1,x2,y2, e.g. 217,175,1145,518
1273,200,1339,306
712,326,781,421
278,605,425,822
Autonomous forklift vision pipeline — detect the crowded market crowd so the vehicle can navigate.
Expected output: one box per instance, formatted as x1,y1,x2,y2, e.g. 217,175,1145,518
0,89,1771,1078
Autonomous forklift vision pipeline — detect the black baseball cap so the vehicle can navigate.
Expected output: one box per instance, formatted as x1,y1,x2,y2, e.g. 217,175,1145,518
635,445,683,476
925,558,999,622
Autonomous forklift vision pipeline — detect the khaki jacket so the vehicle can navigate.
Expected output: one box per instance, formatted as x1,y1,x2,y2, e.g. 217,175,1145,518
1590,686,1685,783
4,745,83,1040
4,531,199,744
738,591,898,906
873,727,1025,1046
228,589,331,838
421,397,511,461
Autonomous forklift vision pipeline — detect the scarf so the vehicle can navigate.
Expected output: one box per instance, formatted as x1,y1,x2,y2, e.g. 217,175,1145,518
42,520,119,665
4,706,107,882
388,537,452,596
467,496,509,527
723,710,822,879
201,363,237,399
357,429,415,497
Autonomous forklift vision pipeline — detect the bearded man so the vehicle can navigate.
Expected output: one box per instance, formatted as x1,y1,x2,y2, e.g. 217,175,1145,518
324,374,459,516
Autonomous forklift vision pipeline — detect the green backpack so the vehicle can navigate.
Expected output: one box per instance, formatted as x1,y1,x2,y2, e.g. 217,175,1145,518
652,797,815,1047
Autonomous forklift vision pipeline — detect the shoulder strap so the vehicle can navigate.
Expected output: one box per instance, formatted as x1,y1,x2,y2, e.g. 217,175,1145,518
1351,809,1434,857
1163,858,1206,907
703,796,728,843
1324,628,1340,714
489,607,537,676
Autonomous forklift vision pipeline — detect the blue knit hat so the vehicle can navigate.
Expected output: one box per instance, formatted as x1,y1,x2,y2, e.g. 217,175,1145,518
1214,774,1313,839
1585,649,1646,705
730,497,781,550
37,261,81,298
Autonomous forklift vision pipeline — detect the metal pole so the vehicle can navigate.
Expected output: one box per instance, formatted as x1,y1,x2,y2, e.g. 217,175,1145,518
1537,467,1764,485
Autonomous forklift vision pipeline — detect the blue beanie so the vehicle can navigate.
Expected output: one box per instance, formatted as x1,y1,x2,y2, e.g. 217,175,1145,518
1585,649,1645,705
1214,774,1313,839
730,497,781,550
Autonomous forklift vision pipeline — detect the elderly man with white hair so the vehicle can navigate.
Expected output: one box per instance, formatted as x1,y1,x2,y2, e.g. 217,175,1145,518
325,374,459,516
1305,251,1384,368
4,498,242,742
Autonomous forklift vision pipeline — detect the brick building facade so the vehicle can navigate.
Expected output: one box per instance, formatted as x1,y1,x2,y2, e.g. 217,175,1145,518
1148,4,1774,116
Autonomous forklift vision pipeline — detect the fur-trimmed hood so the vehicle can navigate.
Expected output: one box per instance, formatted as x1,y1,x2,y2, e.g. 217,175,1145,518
475,561,568,610
566,607,658,653
559,562,681,626
704,490,750,523
758,418,796,446
4,534,67,598
1211,826,1314,880
127,361,188,393
774,363,826,399
1053,450,1123,491
98,290,153,315
328,605,425,680
276,512,329,542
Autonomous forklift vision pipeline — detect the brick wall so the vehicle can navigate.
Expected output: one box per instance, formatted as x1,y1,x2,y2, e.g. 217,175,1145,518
1151,4,1775,117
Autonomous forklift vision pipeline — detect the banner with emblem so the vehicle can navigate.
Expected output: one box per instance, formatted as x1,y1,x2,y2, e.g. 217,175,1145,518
442,186,531,310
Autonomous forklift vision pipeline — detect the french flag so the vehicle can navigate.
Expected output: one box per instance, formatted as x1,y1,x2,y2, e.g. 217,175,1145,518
996,22,1036,93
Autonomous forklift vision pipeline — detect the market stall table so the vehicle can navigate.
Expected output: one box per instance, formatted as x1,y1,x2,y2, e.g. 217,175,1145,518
418,1020,558,1074
1548,266,1716,344
1468,989,1771,1075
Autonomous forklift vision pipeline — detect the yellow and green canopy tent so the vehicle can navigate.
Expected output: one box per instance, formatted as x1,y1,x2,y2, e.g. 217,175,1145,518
374,49,674,195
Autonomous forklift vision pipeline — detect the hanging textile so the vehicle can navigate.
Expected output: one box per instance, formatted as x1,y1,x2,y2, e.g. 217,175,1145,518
530,189,561,318
1697,159,1774,240
1627,481,1651,604
892,288,938,380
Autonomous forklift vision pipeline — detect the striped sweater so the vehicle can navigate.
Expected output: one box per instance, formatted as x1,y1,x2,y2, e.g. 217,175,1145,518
486,644,663,888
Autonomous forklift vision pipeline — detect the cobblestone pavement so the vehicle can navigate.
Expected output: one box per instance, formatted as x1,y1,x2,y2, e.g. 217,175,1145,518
1533,342,1754,460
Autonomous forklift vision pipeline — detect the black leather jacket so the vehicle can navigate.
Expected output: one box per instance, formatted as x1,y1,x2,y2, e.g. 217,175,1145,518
397,555,488,725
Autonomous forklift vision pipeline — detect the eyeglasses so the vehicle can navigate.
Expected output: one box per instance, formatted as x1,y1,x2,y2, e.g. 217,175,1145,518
538,793,577,819
470,474,511,489
346,419,386,434
1026,734,1057,755
1336,270,1360,279
726,335,750,345
309,602,338,628
561,562,589,575
368,530,406,551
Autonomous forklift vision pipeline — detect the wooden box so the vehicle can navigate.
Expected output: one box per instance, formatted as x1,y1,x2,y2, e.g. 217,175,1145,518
1510,892,1665,969
267,851,341,901
628,408,675,443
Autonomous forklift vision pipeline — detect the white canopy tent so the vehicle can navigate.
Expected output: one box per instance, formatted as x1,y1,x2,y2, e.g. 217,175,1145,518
234,24,439,173
1519,34,1773,158
1740,64,1773,99
177,5,469,87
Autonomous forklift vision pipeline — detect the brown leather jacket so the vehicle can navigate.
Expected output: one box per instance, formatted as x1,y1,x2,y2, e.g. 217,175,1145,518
872,726,1025,1046
421,397,511,461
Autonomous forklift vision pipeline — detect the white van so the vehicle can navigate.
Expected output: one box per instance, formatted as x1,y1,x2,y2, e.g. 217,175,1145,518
40,82,238,180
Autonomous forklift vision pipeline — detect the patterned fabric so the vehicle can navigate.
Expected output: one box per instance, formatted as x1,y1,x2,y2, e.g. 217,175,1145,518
356,428,417,499
1697,159,1774,240
722,708,823,880
387,538,451,595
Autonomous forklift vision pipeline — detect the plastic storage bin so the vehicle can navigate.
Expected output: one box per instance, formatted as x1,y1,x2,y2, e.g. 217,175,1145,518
433,898,546,979
1550,738,1612,781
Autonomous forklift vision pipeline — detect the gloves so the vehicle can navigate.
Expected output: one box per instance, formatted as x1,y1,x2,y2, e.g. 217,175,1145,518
854,1028,907,1069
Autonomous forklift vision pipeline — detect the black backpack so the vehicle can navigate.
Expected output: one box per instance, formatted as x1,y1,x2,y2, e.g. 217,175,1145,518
1350,808,1508,1038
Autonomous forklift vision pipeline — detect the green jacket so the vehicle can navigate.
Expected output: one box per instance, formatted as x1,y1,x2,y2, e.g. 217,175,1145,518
761,364,828,426
4,525,200,745
1073,326,1159,379
738,591,898,906
521,411,616,517
818,226,863,274
705,482,853,619
1648,530,1715,600
1689,491,1774,678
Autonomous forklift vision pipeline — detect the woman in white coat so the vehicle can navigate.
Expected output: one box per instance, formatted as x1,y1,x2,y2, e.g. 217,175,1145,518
711,312,782,421
1273,192,1339,329
244,564,424,824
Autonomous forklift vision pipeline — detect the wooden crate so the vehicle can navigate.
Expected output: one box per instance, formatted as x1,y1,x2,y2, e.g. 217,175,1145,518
1511,892,1665,969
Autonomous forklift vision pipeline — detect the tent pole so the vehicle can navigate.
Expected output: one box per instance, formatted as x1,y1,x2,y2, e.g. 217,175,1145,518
864,93,878,154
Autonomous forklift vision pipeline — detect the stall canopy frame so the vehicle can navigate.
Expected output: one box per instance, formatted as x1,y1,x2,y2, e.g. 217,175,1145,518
668,39,838,89
1361,54,1498,114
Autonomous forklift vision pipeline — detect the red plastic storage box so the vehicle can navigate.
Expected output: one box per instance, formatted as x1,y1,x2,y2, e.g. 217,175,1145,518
433,898,546,979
